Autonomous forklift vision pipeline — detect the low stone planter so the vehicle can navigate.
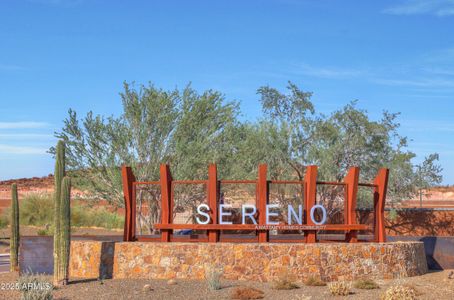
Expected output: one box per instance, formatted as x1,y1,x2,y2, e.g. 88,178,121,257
69,241,427,282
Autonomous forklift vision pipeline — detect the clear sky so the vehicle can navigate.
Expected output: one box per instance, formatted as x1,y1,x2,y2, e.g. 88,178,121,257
0,0,453,183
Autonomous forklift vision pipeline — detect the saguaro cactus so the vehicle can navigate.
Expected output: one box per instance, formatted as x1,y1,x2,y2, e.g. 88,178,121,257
10,183,19,272
57,176,71,286
53,140,70,286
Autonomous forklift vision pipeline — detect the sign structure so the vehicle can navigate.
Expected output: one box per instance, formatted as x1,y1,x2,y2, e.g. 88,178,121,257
121,164,389,244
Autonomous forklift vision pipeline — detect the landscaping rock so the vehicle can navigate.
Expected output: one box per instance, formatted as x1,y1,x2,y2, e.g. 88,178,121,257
142,284,153,292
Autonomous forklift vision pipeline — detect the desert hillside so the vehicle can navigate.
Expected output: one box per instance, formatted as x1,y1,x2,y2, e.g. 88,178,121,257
400,186,454,208
1,176,454,213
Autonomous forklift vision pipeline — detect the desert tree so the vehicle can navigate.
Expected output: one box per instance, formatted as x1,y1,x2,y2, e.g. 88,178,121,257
249,84,442,221
307,102,442,210
256,82,317,180
54,83,240,233
54,81,442,228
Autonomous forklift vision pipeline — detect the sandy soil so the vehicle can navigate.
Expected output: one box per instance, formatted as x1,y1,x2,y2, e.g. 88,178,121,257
0,270,453,300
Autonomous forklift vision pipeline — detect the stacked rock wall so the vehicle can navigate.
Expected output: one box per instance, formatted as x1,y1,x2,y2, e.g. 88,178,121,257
70,241,427,282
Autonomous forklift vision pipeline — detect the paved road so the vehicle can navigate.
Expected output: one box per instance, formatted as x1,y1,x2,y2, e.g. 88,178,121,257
0,254,9,273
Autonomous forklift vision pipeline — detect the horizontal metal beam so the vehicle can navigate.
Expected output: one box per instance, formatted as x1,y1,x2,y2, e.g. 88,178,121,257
153,224,370,231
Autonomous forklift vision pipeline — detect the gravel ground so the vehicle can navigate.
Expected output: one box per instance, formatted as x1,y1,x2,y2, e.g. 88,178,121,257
0,270,453,300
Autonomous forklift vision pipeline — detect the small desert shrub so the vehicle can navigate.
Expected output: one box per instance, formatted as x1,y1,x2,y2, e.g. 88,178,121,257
18,193,54,226
328,281,352,296
354,279,379,289
231,287,264,299
18,273,53,300
380,285,417,300
272,273,299,290
388,208,398,221
72,205,123,229
303,276,326,286
5,192,123,230
36,229,50,236
205,265,223,290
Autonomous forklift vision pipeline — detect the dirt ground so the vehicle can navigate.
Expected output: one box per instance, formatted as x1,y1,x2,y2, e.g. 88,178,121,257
0,270,453,300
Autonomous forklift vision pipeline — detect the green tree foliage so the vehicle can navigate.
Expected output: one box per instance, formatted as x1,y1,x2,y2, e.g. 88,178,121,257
253,84,442,210
54,83,240,233
256,82,316,180
55,83,239,203
54,81,442,221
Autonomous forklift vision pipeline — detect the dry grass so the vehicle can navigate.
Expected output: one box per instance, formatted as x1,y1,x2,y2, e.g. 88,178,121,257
271,272,299,290
205,265,223,290
380,284,418,300
303,276,326,286
404,284,423,296
230,287,265,299
354,279,380,289
327,281,352,296
18,273,53,300
1,271,451,300
272,279,299,290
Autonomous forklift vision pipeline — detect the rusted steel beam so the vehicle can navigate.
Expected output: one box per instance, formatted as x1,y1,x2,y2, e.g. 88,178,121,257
269,180,305,184
373,168,389,243
316,181,347,186
133,181,160,185
257,164,269,243
172,180,208,184
219,180,257,184
344,167,360,243
121,166,136,242
271,239,305,243
208,164,219,242
220,237,259,243
304,165,318,243
160,164,173,242
129,163,389,244
170,236,210,243
132,184,137,241
358,183,378,188
153,224,370,230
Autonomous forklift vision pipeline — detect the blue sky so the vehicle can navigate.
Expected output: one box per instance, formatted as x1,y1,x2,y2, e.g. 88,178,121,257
0,0,453,183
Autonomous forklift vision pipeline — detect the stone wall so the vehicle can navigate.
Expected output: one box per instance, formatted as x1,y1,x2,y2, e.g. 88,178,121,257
19,236,122,275
385,209,454,236
20,236,53,274
70,241,427,282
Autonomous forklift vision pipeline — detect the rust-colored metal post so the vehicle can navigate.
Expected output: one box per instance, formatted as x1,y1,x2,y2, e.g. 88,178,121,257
344,167,360,243
121,166,136,242
304,165,318,243
373,168,389,243
208,164,219,242
160,164,173,242
257,164,269,243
